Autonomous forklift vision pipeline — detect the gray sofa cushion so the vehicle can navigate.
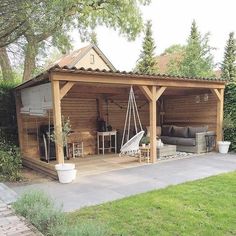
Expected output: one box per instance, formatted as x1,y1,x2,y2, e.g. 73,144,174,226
161,125,172,136
176,137,196,146
161,136,179,145
172,126,188,138
161,136,196,146
188,126,208,138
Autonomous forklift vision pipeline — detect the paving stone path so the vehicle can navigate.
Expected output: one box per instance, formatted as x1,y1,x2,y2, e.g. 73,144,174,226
0,200,41,236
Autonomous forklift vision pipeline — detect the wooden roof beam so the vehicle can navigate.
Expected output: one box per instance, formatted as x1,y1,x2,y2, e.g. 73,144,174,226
210,88,223,101
51,72,225,89
155,87,167,101
60,82,75,99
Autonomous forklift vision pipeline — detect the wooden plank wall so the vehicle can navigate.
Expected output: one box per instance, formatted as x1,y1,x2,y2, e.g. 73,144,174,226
61,97,97,155
104,99,149,149
163,93,217,131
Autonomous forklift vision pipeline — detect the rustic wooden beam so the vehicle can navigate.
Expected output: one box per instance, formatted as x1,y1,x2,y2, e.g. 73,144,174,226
210,88,222,101
51,80,64,164
149,86,157,163
216,89,224,142
155,87,167,101
51,72,225,89
60,82,75,99
139,86,153,101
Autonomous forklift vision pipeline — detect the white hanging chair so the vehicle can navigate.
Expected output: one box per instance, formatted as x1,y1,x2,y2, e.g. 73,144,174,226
120,86,144,156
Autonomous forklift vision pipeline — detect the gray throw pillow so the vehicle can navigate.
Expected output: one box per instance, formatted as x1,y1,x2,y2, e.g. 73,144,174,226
172,126,188,138
188,126,208,138
161,125,172,136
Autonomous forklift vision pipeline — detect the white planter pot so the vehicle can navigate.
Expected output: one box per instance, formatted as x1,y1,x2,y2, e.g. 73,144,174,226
55,163,76,183
218,141,231,154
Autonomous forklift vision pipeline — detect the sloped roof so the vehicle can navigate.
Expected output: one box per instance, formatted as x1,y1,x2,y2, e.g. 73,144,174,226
15,65,226,90
52,44,116,71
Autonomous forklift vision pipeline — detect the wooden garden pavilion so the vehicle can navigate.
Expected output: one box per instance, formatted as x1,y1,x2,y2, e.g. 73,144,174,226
15,66,226,178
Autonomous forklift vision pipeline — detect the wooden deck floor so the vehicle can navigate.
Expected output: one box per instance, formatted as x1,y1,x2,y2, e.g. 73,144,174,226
23,154,149,179
52,154,148,177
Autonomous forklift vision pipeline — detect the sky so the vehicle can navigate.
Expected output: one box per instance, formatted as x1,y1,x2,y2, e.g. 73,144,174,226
72,0,236,71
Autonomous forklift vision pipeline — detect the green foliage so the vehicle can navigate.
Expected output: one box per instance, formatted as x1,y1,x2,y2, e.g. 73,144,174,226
0,80,20,144
2,0,150,81
69,172,236,235
13,190,107,236
0,136,22,181
166,20,215,78
162,44,185,56
140,135,150,145
224,83,236,150
13,190,66,235
48,116,71,148
135,20,158,74
221,32,236,81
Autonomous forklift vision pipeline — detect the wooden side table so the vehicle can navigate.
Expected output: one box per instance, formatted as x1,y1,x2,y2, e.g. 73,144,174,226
97,131,117,155
139,146,150,163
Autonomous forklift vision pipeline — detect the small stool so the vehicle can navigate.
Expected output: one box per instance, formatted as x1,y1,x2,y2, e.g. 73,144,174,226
68,142,84,158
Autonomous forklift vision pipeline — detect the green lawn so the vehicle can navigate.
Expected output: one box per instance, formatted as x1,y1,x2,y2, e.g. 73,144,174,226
68,172,236,236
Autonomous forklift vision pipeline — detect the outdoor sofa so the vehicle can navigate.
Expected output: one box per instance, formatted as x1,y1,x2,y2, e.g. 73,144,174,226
160,125,215,153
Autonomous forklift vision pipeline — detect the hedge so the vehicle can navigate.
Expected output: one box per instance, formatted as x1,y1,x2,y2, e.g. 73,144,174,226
0,80,20,144
224,83,236,151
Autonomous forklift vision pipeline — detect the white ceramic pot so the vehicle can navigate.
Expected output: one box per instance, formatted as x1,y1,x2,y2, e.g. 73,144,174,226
218,141,231,154
55,163,76,183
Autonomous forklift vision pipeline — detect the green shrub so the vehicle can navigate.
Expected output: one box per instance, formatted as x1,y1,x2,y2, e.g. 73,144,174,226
13,190,108,236
13,190,65,235
0,137,22,181
224,83,236,151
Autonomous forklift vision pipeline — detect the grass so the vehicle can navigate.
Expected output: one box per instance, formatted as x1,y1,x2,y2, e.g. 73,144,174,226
68,171,236,236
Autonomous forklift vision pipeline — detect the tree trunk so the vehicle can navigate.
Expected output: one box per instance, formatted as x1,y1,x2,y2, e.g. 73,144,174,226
0,47,14,81
22,40,38,81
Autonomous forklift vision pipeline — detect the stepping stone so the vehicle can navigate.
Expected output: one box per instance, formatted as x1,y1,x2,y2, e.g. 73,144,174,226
0,184,18,204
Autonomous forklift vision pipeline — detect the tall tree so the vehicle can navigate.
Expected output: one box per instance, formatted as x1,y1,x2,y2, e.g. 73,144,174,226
135,20,158,74
221,32,236,81
167,20,215,78
0,0,150,81
0,47,14,81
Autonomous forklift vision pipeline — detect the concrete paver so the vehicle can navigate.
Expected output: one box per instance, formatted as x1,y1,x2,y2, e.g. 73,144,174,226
10,153,236,212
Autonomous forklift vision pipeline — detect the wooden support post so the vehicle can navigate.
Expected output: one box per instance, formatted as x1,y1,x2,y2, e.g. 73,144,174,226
149,86,157,163
216,89,224,142
139,86,167,163
211,88,224,142
15,92,24,153
51,80,64,164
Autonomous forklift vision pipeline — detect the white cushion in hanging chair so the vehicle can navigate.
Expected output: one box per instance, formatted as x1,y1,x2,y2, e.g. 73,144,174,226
120,130,144,155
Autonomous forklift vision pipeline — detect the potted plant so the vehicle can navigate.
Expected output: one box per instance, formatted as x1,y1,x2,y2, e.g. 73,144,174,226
218,113,234,154
140,136,150,148
48,116,77,183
